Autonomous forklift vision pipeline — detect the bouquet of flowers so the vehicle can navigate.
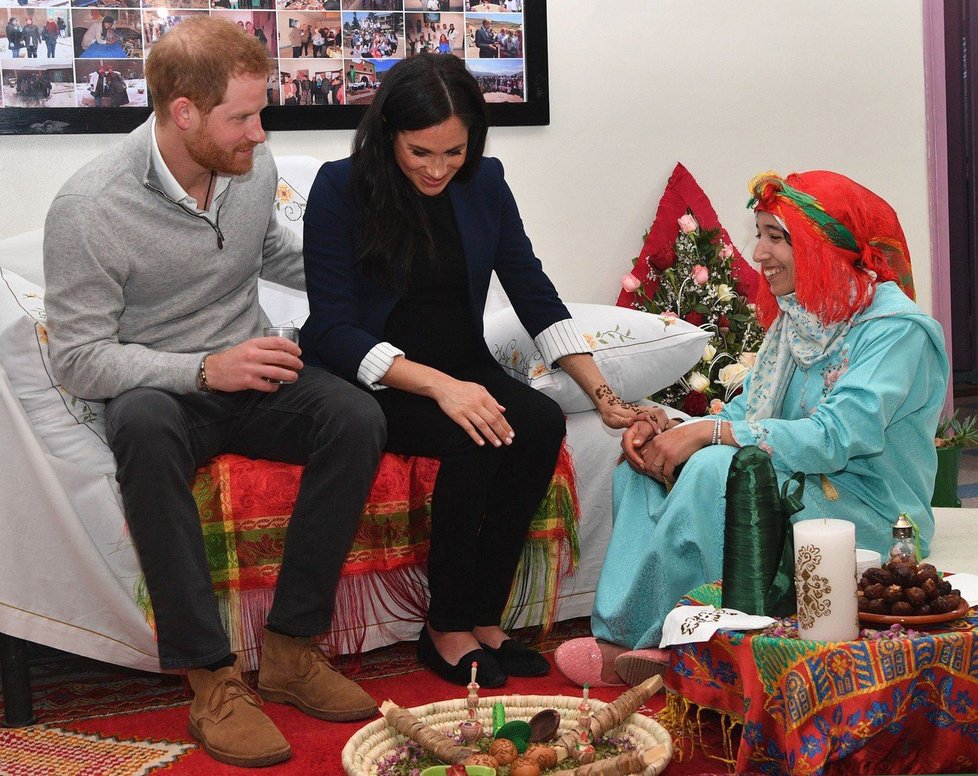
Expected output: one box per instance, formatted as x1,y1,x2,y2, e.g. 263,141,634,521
621,211,764,416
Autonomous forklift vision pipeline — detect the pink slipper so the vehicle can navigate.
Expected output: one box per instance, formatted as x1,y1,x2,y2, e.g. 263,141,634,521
554,637,624,687
612,648,671,687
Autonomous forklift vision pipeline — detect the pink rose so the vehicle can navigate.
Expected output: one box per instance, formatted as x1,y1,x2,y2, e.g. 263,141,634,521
678,213,698,234
620,273,641,293
692,264,709,285
720,243,734,259
709,398,725,415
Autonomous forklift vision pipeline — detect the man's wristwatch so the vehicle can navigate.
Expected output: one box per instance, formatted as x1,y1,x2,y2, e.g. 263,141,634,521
196,354,213,393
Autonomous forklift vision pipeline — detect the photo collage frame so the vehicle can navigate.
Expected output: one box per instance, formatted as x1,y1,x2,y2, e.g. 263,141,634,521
0,0,547,133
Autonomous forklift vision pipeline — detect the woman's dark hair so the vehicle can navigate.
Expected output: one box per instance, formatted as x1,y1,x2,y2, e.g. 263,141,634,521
351,53,489,285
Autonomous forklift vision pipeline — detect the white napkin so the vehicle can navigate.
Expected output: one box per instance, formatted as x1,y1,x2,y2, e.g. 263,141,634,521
942,573,978,608
659,605,776,648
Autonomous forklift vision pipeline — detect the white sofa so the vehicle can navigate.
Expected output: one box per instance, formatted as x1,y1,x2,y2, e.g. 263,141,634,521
0,156,711,686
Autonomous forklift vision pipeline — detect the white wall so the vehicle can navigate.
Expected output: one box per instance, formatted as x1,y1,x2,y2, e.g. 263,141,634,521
0,0,932,311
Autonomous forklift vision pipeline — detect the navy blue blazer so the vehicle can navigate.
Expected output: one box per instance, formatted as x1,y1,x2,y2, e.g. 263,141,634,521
301,155,572,385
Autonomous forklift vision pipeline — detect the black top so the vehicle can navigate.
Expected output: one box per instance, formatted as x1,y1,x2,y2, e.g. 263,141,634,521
383,193,488,372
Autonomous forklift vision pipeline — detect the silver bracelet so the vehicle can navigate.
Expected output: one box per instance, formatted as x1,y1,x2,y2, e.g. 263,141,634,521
711,416,723,446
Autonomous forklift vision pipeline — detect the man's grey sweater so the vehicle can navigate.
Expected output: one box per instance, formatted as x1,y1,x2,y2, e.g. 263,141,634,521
43,118,303,400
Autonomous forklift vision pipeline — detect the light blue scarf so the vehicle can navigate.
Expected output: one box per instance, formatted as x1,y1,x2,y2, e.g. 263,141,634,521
744,293,852,421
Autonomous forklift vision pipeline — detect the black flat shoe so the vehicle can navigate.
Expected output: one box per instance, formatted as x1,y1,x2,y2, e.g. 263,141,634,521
478,639,550,677
417,627,507,687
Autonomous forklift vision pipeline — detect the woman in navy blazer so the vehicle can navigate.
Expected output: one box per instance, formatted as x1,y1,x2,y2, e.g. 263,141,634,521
302,54,664,687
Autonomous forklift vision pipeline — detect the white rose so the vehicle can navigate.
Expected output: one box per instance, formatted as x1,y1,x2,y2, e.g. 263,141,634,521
701,343,717,363
715,284,735,302
738,351,757,368
718,363,750,391
688,372,711,393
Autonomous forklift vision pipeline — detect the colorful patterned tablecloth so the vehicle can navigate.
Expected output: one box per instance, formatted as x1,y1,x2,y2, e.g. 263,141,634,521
664,582,978,775
145,443,580,668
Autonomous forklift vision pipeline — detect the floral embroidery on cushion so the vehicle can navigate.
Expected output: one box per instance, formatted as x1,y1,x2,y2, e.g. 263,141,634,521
274,177,306,223
590,325,636,346
494,326,637,381
493,338,536,380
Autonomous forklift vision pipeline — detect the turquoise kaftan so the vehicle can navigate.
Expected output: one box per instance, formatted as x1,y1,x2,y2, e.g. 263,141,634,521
591,283,949,649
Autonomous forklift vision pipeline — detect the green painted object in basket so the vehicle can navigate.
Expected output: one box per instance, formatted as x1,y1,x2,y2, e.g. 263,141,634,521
420,767,496,776
494,719,531,752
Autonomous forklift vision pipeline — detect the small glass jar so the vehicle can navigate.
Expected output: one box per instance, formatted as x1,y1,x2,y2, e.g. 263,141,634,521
889,513,915,561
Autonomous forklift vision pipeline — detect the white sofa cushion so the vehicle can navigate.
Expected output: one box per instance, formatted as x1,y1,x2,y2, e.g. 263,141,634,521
484,302,711,413
0,228,45,287
256,154,321,327
0,269,116,473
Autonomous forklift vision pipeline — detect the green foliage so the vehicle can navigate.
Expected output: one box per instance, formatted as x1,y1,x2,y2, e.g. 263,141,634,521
935,410,978,449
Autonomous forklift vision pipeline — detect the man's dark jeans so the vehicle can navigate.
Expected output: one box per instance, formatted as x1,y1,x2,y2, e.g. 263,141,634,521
105,366,385,669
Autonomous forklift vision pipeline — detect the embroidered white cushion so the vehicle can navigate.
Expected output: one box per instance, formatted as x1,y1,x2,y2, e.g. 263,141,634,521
256,155,320,328
0,269,116,474
483,302,711,413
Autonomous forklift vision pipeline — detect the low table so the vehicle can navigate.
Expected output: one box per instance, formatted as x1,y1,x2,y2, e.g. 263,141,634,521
665,582,978,775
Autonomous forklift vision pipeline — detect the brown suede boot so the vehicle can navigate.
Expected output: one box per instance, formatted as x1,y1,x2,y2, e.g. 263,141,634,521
257,628,378,721
187,662,291,768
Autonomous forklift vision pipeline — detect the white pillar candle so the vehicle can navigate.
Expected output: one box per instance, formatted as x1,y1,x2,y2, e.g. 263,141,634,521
793,518,859,641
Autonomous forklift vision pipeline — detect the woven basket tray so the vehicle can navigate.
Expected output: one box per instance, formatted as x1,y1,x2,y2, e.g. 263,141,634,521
342,693,673,776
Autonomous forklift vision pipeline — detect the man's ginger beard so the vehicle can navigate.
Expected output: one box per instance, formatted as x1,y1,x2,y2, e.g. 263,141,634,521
186,113,256,177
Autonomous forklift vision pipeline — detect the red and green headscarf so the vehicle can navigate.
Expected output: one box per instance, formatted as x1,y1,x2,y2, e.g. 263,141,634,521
747,170,914,329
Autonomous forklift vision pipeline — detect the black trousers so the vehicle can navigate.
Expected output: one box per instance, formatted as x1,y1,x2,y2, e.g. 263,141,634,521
374,365,565,632
105,366,386,669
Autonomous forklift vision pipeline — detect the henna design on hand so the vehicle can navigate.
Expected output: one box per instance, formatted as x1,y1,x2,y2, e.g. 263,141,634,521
593,384,642,413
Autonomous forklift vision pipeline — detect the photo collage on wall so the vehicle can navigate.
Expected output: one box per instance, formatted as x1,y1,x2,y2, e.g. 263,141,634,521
0,0,526,110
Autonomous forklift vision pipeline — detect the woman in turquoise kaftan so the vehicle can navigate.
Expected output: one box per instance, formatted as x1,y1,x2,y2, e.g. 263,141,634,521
594,281,947,652
556,170,949,686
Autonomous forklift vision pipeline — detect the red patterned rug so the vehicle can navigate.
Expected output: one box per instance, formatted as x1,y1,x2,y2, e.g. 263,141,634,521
1,619,736,775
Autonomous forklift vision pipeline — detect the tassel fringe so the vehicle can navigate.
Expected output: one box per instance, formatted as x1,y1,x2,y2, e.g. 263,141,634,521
820,473,839,500
657,691,740,772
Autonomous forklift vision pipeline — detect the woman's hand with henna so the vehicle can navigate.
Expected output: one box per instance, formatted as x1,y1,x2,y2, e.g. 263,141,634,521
592,384,650,429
